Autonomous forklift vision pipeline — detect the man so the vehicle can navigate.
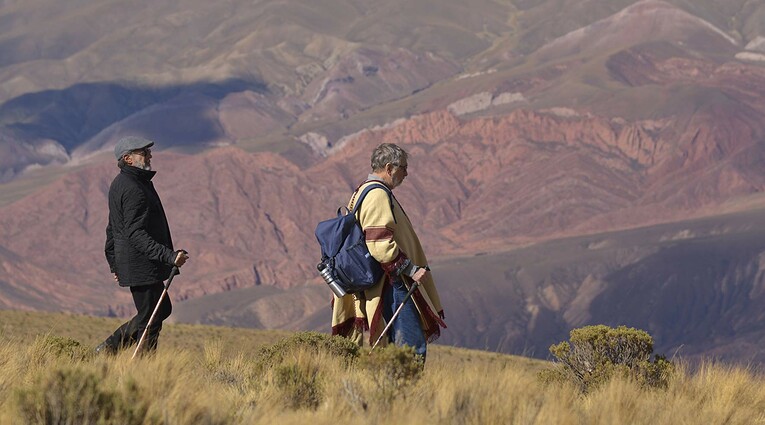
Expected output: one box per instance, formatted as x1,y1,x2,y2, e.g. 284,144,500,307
97,136,189,354
331,143,446,360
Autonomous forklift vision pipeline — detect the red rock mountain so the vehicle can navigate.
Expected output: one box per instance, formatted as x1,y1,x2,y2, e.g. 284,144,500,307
3,71,765,309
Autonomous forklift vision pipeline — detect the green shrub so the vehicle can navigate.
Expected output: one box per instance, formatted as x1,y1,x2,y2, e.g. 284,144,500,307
253,332,358,410
255,331,360,372
359,345,423,405
30,335,90,363
540,325,674,393
14,367,148,424
273,361,323,410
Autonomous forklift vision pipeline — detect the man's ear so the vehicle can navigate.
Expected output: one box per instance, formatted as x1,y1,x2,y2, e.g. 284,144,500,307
123,154,133,166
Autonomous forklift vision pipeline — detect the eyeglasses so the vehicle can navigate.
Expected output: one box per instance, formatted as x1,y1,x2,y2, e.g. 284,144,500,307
132,148,151,156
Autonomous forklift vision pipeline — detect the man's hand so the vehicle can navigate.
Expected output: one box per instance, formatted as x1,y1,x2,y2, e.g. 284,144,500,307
174,250,189,267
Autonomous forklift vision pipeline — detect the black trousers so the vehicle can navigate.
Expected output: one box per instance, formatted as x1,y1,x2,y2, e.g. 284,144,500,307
105,282,172,352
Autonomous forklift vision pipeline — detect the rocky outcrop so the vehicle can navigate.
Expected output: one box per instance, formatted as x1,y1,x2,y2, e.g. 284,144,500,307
447,92,527,116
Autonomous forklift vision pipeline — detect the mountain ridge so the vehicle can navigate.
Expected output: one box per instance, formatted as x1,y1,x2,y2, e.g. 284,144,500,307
1,0,765,363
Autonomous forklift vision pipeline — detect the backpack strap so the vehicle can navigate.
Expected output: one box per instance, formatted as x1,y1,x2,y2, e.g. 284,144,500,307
350,182,396,223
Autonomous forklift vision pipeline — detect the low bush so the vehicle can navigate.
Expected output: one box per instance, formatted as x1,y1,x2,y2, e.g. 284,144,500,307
255,331,360,372
253,332,360,410
359,344,423,405
273,361,323,410
14,367,148,424
30,335,91,363
540,325,674,393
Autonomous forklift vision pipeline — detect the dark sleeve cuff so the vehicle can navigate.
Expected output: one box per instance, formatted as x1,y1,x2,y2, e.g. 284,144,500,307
164,249,178,266
380,252,410,275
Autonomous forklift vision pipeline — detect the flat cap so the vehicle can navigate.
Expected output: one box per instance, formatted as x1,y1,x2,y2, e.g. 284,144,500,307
114,136,154,160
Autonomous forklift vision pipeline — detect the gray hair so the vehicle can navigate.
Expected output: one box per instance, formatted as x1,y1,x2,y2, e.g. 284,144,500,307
371,143,408,172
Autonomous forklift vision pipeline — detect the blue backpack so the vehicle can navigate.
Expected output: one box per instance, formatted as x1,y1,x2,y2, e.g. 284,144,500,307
315,183,394,294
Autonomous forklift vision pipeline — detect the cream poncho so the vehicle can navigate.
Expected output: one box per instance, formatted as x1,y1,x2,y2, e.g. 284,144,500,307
331,179,446,346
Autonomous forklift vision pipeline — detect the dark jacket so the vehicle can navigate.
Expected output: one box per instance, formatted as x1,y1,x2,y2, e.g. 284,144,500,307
105,166,176,287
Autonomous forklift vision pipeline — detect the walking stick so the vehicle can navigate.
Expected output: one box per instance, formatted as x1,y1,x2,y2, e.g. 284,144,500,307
132,265,180,359
370,280,420,351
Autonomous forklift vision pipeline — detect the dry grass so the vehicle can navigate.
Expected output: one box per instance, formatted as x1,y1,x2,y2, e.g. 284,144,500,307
0,309,292,356
1,310,765,424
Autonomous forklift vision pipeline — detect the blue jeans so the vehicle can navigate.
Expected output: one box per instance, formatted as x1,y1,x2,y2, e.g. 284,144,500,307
382,278,427,359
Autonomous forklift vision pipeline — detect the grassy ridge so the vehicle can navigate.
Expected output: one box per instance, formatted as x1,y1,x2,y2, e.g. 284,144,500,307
1,310,765,423
0,309,291,356
0,308,536,365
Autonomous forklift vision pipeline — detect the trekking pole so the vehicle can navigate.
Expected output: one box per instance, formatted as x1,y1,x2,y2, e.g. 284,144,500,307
370,280,420,351
132,265,180,359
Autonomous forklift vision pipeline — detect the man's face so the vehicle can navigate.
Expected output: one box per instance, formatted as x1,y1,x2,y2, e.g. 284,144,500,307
388,160,408,189
125,147,152,170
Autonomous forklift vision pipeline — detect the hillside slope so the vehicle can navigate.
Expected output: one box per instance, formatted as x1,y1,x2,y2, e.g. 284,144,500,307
1,0,765,364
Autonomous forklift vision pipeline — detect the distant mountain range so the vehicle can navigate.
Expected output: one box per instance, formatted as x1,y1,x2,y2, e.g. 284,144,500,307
1,0,764,363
